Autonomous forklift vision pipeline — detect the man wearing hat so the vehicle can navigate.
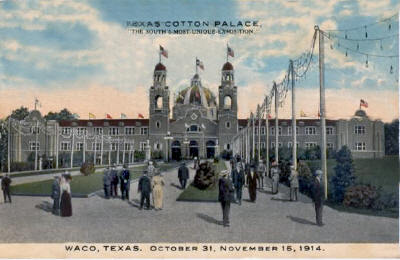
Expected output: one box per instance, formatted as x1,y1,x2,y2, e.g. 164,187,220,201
138,170,152,210
103,166,111,199
232,163,245,205
289,165,299,201
271,161,280,194
178,162,189,189
246,164,258,202
110,164,119,198
218,170,234,227
147,161,155,179
313,169,324,226
120,164,131,200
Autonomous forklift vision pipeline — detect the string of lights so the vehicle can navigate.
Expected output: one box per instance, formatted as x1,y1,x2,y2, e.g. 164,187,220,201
323,13,398,32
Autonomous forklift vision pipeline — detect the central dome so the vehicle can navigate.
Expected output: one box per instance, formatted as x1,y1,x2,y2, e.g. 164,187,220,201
175,74,217,108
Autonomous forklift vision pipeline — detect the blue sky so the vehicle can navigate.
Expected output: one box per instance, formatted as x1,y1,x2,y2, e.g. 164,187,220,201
0,0,398,121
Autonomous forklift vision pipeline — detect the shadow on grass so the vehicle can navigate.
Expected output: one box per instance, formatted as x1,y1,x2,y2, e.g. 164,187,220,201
170,183,183,190
287,215,316,226
196,213,222,226
35,201,53,213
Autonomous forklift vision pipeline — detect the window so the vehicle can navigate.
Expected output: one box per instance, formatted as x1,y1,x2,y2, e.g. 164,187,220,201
29,141,39,151
305,127,316,135
109,127,119,136
76,142,84,151
226,121,231,129
92,143,101,151
125,127,135,135
156,121,161,129
355,142,366,151
60,141,70,151
326,127,334,135
305,142,318,149
226,143,231,150
288,127,299,136
271,142,282,148
140,142,147,151
30,126,40,134
94,127,103,135
327,142,334,149
124,143,134,151
141,127,148,135
270,127,282,136
224,96,232,109
261,127,265,135
154,143,162,150
354,126,365,135
62,127,71,135
77,127,86,135
187,125,200,132
111,142,118,151
287,142,299,148
260,142,265,149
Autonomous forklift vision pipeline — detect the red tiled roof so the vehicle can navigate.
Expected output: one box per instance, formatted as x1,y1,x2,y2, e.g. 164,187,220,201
59,119,149,127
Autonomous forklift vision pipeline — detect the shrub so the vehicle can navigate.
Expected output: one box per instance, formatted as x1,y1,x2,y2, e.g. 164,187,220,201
329,146,355,203
213,157,219,163
80,161,95,176
10,162,34,172
297,161,314,196
151,150,163,160
134,150,145,161
343,184,379,208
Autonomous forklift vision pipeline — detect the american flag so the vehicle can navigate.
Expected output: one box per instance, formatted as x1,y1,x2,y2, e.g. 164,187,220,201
196,58,204,70
360,99,368,108
160,45,168,58
138,113,144,119
106,114,112,119
227,45,234,57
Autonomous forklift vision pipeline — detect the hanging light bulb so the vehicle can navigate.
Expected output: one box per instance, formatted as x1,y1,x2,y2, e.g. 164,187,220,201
365,55,368,68
330,43,333,49
380,40,383,51
390,65,393,74
345,49,348,57
365,26,368,38
338,41,340,47
345,31,348,39
357,42,359,50
389,23,392,31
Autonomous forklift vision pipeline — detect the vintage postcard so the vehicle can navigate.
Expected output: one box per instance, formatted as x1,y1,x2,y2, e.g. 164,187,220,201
0,0,399,258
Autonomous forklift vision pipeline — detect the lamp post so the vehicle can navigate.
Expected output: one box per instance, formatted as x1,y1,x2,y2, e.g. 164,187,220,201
164,131,173,162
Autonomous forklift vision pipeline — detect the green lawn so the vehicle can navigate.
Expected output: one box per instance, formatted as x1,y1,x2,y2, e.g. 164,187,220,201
11,163,179,196
177,160,227,202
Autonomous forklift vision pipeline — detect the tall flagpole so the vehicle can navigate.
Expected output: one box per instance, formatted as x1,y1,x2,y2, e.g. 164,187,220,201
70,128,75,168
265,96,269,177
257,105,261,162
35,120,39,170
274,82,279,163
55,124,59,169
195,57,198,74
7,118,11,173
290,60,297,170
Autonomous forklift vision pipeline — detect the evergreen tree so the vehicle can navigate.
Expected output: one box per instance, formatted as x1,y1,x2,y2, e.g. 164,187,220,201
44,108,75,121
384,119,399,155
329,145,355,203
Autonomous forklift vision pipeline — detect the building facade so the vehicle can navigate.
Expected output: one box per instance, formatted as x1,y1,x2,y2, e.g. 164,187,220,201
8,62,384,170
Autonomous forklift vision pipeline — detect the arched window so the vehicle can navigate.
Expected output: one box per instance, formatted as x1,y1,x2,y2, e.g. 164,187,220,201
156,121,161,128
224,95,232,109
187,124,200,132
155,96,163,109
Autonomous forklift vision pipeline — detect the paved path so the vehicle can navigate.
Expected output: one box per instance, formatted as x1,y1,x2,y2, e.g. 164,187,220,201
0,161,397,243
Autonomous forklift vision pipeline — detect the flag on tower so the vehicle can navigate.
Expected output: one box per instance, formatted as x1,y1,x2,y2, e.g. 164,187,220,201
227,45,234,57
106,114,112,119
267,114,272,119
360,99,368,108
121,113,127,119
160,45,168,58
138,113,144,119
89,113,96,119
196,58,204,70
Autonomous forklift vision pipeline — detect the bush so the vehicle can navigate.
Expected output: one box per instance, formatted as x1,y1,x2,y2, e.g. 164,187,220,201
297,161,314,196
134,150,145,161
80,162,95,176
213,157,219,163
329,146,355,203
151,150,163,160
10,161,34,172
343,184,378,208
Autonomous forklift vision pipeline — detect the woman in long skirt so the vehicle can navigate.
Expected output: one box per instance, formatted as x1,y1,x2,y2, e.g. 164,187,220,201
151,170,165,210
247,166,258,202
60,173,72,217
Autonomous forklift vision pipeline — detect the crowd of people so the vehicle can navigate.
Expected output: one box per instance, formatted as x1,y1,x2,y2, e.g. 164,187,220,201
219,155,324,227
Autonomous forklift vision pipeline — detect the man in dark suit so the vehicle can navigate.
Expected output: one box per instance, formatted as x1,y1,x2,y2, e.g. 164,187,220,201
312,170,324,226
1,174,12,203
232,164,245,205
110,164,119,198
138,171,152,210
51,176,61,215
218,170,234,227
178,162,189,189
120,164,131,200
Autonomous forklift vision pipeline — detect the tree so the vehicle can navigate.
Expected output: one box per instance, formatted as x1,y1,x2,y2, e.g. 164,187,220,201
384,119,399,155
44,108,75,121
329,146,355,203
9,106,29,120
0,119,7,171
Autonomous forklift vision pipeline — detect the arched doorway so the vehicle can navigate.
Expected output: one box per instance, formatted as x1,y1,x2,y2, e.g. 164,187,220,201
206,140,216,159
171,140,181,161
189,140,199,158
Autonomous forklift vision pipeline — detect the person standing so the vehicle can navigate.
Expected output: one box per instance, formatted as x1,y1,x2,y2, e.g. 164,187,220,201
147,161,155,179
152,169,165,210
103,166,111,199
178,162,189,189
289,165,299,201
233,164,245,205
246,165,258,202
60,173,72,217
110,164,119,198
51,176,61,215
1,174,12,203
218,170,234,227
313,170,324,226
257,160,266,189
138,171,152,210
271,161,280,194
121,164,131,200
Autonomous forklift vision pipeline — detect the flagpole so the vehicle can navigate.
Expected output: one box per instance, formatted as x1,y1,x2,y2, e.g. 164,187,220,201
226,43,228,62
195,57,198,74
290,59,297,170
265,96,269,178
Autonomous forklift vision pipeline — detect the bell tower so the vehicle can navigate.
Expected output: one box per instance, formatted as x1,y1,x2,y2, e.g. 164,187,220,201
218,62,238,154
149,62,170,157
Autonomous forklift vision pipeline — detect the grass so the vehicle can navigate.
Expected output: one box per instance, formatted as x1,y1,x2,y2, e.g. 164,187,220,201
177,160,227,202
11,162,179,196
306,156,399,218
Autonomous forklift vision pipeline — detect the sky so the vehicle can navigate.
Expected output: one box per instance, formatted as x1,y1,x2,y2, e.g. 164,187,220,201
0,0,399,122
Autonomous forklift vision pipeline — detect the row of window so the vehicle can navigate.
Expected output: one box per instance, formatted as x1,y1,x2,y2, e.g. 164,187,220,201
241,125,367,136
252,142,367,151
29,142,144,151
60,127,148,136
